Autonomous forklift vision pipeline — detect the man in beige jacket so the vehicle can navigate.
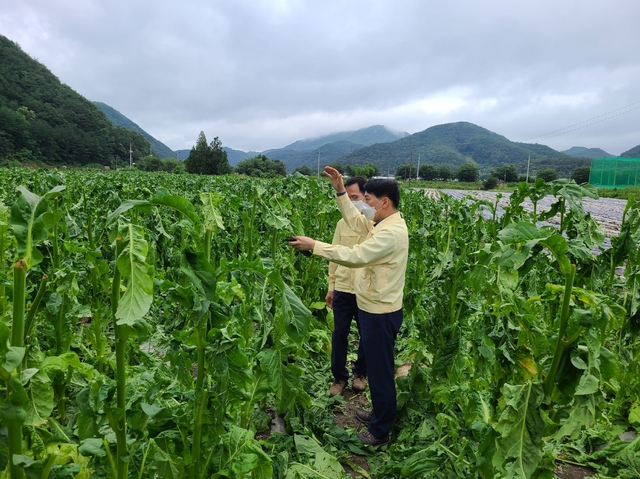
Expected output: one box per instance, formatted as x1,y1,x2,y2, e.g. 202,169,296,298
327,177,368,397
289,166,408,446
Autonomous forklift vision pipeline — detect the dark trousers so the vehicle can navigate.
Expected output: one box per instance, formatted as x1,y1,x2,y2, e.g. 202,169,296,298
358,308,403,438
331,291,366,382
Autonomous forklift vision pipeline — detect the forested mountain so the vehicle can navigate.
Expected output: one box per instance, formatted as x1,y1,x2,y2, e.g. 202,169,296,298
562,146,614,158
334,121,588,176
94,101,175,159
281,125,408,151
620,144,640,158
0,34,150,167
265,140,367,172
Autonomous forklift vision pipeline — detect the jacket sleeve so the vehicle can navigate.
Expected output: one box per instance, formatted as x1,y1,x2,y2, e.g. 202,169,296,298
336,193,373,237
313,228,393,267
327,222,341,291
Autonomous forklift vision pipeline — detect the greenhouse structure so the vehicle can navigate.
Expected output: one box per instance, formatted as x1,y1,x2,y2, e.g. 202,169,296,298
589,157,640,188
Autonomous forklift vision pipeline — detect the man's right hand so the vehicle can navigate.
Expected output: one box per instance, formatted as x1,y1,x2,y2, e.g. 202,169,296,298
325,290,334,309
323,166,346,194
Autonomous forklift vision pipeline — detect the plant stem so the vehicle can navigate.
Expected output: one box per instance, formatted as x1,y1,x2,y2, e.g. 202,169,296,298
190,326,207,479
8,261,26,479
112,237,129,479
24,275,48,340
204,228,212,262
0,221,7,321
247,194,257,262
543,264,576,397
87,211,105,372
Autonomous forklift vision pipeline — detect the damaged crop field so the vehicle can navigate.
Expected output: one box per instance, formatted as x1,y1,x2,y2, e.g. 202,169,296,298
0,168,638,478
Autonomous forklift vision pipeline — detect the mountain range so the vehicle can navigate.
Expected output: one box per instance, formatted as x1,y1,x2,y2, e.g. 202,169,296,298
2,32,639,174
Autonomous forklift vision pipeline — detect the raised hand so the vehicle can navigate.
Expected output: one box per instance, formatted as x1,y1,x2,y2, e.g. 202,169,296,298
323,166,346,193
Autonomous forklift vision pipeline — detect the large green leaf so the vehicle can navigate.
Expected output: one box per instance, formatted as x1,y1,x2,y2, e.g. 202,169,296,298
493,381,546,478
281,283,311,343
105,199,150,227
210,426,272,479
498,221,571,276
200,191,225,232
24,369,54,426
181,249,217,301
10,185,65,269
151,188,201,228
257,349,311,413
115,223,154,325
0,323,25,377
288,434,347,478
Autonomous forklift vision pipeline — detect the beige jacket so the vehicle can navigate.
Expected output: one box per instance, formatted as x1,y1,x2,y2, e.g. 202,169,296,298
328,219,365,294
314,193,409,314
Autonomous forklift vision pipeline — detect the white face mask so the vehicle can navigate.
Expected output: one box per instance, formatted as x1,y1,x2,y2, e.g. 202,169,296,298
352,200,376,220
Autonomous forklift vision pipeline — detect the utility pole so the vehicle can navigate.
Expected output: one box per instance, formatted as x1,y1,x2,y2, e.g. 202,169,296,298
526,154,531,183
317,150,320,177
129,143,133,168
416,152,420,181
408,148,413,188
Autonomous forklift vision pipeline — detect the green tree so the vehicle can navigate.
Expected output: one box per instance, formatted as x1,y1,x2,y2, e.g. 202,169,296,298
293,165,313,176
455,163,479,182
492,164,519,183
137,155,163,172
160,158,182,173
436,165,452,181
395,164,416,180
346,164,379,179
236,154,286,177
482,175,499,190
185,132,210,174
536,167,559,182
184,133,231,175
419,164,437,181
210,136,231,175
571,165,591,184
327,162,346,174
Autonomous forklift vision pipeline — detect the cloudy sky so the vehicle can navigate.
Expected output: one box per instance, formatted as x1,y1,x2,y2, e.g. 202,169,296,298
2,0,639,155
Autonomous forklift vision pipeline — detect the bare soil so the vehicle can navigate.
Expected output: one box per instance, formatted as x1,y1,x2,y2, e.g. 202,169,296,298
555,463,596,479
333,389,372,478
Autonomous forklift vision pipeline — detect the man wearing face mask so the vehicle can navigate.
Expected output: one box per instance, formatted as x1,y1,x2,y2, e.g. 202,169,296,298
327,176,368,397
288,166,408,446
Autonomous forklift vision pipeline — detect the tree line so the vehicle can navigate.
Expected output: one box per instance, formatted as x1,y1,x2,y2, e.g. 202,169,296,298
394,162,592,188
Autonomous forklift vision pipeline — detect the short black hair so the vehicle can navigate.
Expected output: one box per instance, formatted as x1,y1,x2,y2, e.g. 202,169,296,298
363,179,400,208
344,176,366,194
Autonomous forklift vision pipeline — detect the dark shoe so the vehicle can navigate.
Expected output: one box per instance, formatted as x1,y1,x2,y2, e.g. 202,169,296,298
356,409,374,424
329,380,347,397
352,374,367,392
357,430,389,446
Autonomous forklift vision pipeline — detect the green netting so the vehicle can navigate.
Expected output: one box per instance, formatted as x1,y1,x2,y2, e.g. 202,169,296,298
590,157,640,188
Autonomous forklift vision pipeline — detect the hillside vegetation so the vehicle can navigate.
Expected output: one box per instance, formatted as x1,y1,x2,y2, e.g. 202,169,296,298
335,121,589,176
94,101,175,159
621,144,640,158
0,34,149,167
562,146,615,158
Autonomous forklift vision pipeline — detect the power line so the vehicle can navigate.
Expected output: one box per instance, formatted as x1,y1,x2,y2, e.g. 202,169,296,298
523,99,640,143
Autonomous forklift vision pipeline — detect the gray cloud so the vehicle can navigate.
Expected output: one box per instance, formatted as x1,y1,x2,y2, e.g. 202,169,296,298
1,0,639,154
